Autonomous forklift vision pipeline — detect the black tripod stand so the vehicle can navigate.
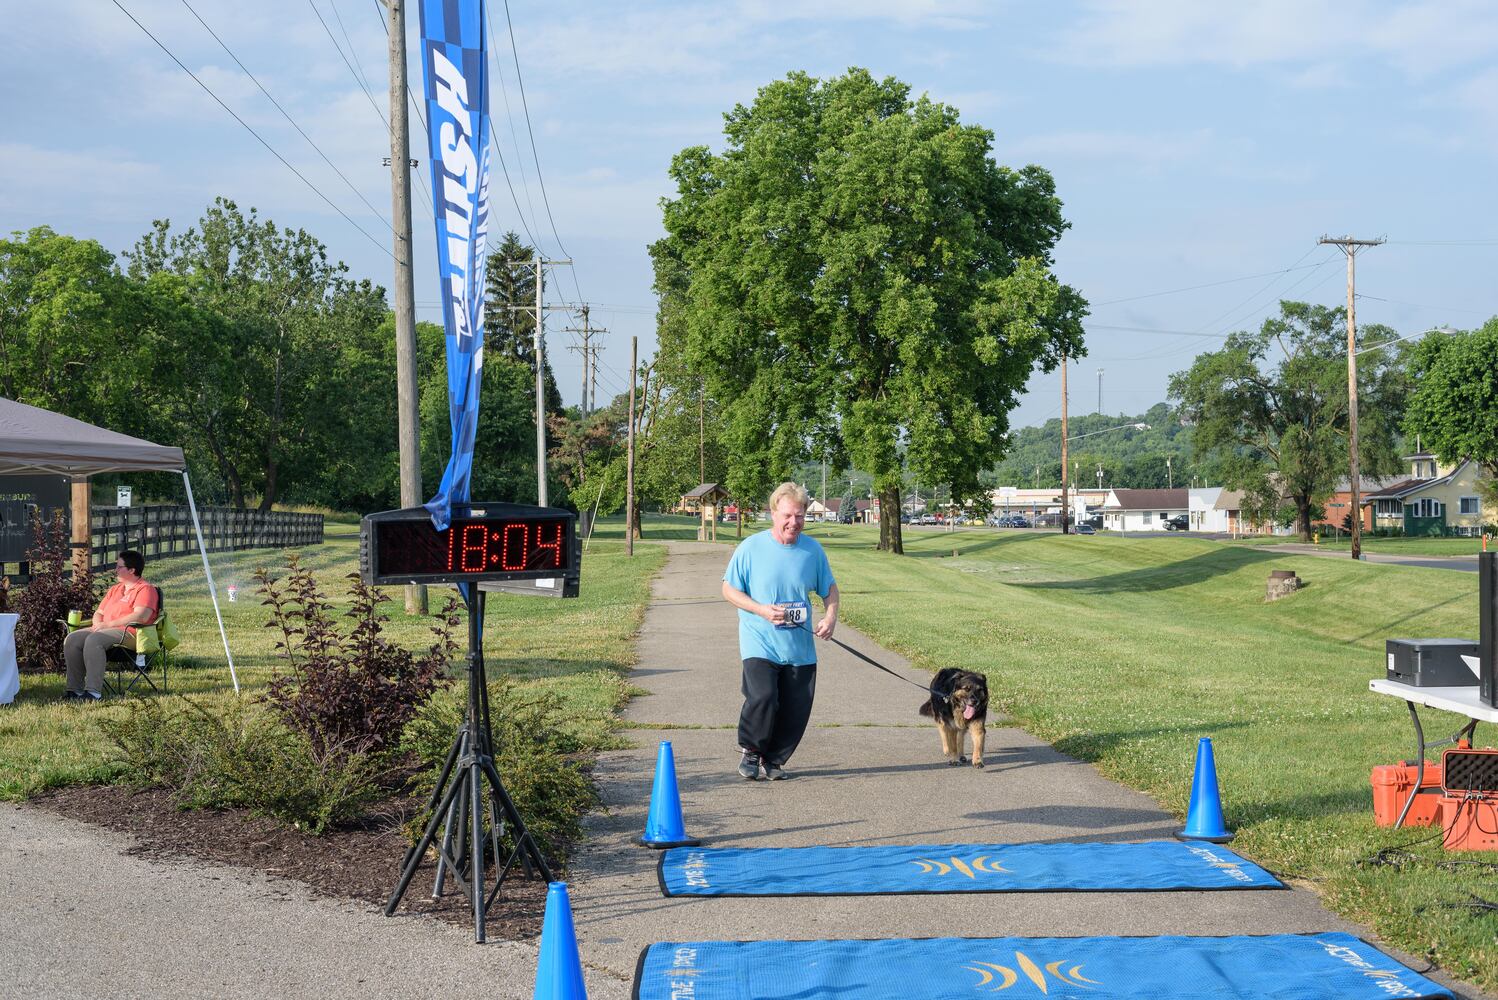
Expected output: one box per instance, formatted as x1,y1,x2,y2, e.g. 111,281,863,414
384,589,553,942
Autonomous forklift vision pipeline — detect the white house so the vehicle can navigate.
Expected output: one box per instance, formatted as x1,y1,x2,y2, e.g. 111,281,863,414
1189,487,1229,532
1101,488,1190,531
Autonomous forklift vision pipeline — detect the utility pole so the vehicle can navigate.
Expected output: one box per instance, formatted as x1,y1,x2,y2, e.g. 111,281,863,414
1166,455,1173,489
1319,234,1384,560
1096,463,1103,492
387,0,425,614
1097,368,1103,415
699,387,706,485
501,256,573,507
1060,353,1070,534
563,305,606,416
625,335,638,556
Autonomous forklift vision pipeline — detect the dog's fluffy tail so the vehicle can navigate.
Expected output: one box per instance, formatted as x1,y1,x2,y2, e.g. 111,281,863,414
918,700,934,717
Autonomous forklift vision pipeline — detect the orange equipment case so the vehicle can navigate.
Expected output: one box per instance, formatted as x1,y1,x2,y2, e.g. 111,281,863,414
1371,761,1443,827
1439,795,1498,851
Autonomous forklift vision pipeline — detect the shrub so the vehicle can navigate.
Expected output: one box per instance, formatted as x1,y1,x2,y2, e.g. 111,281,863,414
12,511,101,673
403,677,600,863
256,556,460,760
99,697,384,834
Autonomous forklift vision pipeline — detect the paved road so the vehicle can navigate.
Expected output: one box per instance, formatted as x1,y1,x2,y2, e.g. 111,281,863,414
1,800,622,1000
565,540,1493,999
1266,542,1480,573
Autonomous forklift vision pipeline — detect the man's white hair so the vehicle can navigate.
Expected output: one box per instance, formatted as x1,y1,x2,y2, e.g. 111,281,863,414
768,481,810,512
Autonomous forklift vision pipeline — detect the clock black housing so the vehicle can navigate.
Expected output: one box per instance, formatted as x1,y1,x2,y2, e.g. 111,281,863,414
360,504,579,595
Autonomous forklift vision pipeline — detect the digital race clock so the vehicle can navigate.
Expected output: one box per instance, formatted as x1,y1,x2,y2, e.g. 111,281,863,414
359,504,580,595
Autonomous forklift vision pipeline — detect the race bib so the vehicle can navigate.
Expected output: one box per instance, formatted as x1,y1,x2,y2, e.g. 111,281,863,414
776,600,810,630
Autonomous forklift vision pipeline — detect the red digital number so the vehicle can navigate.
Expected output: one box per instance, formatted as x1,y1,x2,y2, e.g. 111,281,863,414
500,523,527,570
534,521,563,569
460,523,487,572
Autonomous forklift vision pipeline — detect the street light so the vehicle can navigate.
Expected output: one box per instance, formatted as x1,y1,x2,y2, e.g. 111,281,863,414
1065,421,1149,443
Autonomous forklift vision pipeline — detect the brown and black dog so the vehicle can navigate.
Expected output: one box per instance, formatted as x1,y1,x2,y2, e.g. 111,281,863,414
918,667,989,768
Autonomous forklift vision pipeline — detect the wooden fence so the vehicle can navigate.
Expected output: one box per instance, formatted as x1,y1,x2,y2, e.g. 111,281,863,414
86,505,323,571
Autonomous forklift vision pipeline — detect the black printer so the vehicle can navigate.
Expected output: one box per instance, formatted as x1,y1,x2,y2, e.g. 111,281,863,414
1385,638,1480,687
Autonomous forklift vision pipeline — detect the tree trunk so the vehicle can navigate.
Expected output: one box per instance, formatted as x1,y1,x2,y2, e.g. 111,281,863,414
1295,496,1313,542
877,482,904,554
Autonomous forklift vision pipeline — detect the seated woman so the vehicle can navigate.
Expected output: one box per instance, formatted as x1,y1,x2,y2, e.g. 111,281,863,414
63,549,159,702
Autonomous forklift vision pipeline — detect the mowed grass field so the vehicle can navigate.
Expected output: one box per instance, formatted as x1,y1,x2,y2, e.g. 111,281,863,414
784,522,1494,989
0,519,665,800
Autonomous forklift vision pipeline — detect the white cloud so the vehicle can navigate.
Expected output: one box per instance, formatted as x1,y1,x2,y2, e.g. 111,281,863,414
1054,0,1498,81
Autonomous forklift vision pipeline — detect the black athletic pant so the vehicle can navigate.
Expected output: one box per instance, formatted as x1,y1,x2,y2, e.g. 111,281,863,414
737,657,816,767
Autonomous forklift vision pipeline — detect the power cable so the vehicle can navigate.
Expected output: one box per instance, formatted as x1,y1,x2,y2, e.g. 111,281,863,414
1092,261,1330,307
498,0,586,306
110,0,393,259
178,0,393,234
361,1,437,223
307,0,389,130
481,7,545,252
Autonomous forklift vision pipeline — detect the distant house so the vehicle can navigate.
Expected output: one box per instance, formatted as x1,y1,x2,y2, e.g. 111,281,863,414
1101,488,1189,532
1362,454,1489,536
825,497,878,523
1188,487,1225,532
1316,475,1415,533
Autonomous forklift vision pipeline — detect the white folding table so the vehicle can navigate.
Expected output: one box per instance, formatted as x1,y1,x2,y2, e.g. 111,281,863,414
1368,671,1498,827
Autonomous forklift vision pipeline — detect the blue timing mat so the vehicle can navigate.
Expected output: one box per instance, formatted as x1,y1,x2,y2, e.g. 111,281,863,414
658,841,1281,896
634,933,1452,1000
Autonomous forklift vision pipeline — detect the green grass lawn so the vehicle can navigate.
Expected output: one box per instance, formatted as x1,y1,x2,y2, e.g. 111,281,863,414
792,524,1496,990
0,524,665,800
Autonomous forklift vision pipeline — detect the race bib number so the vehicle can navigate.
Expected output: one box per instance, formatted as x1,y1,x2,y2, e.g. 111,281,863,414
776,600,810,630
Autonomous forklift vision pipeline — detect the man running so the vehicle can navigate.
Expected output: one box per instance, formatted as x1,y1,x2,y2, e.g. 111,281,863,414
720,482,839,780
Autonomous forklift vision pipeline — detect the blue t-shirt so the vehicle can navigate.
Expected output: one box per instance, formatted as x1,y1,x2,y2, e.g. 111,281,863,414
723,530,836,665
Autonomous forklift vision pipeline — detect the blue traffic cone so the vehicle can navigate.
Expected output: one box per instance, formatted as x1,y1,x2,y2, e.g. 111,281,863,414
534,882,587,1000
639,740,701,849
1176,737,1234,843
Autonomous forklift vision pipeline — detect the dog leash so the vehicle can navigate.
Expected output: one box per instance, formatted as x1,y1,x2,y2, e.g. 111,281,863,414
790,619,931,692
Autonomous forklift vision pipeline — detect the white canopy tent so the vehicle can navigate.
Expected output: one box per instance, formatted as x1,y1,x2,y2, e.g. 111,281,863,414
0,397,239,692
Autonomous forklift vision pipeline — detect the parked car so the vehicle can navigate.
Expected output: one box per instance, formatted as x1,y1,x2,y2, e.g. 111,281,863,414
1074,523,1097,535
1163,515,1190,531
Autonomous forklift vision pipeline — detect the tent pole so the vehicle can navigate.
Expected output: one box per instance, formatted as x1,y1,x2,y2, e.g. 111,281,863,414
182,470,238,694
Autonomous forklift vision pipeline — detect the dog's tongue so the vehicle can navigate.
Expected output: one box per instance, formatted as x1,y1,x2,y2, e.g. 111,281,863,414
963,704,976,720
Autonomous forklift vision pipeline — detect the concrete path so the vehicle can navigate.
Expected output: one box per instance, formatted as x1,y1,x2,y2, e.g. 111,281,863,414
566,540,1493,1000
1267,542,1480,573
1,800,630,1000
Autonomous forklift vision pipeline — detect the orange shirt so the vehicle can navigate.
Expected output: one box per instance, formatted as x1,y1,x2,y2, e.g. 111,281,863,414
96,580,159,636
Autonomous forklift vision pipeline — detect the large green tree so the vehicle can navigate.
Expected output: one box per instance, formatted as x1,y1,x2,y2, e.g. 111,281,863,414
124,198,391,509
1169,301,1408,540
655,69,1086,553
0,227,139,430
1404,320,1498,516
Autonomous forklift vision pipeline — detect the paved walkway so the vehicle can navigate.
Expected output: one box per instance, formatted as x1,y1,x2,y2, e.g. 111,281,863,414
7,538,1492,999
1267,542,1480,573
565,540,1492,999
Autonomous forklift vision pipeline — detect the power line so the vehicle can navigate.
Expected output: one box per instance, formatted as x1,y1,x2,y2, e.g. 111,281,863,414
1092,261,1330,307
307,0,389,130
110,0,393,259
178,0,393,234
482,7,545,252
499,0,585,306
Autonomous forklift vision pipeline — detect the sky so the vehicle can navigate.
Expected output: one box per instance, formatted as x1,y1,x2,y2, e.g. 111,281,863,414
5,0,1498,430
